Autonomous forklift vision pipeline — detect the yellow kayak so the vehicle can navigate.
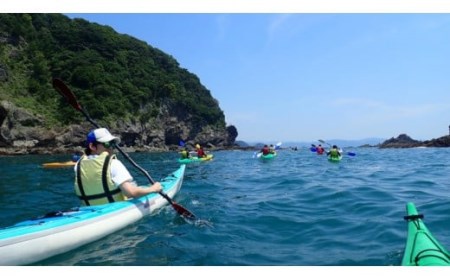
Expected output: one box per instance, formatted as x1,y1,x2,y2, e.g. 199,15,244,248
42,161,76,169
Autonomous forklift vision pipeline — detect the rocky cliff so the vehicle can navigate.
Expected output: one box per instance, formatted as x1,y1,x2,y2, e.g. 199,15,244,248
379,133,450,148
0,100,234,155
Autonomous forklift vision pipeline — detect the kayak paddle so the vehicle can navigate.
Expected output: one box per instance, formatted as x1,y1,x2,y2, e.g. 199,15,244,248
318,139,331,147
274,142,282,150
52,78,196,222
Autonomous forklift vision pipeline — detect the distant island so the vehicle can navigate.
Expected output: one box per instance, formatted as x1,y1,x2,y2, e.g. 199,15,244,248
378,133,450,148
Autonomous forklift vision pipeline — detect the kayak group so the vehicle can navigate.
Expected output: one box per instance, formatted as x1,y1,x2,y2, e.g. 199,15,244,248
10,79,448,266
178,143,214,164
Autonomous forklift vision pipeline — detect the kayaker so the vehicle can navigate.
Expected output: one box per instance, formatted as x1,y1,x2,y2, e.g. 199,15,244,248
196,144,207,158
180,147,190,159
316,144,325,155
327,145,341,158
269,144,275,154
74,128,162,206
260,145,270,155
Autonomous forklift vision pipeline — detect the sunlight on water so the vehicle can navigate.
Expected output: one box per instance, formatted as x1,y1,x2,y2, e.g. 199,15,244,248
1,148,449,266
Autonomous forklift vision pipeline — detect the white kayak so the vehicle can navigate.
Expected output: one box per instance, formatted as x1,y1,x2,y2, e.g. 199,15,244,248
0,164,186,266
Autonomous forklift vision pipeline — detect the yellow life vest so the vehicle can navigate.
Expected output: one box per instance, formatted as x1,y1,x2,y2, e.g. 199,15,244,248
180,150,189,159
75,152,126,206
330,148,339,158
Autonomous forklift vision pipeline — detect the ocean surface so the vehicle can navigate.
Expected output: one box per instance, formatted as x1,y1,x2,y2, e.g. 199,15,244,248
1,147,450,266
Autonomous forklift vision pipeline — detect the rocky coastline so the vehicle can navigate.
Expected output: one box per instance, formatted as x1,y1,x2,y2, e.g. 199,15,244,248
0,100,237,156
2,100,449,156
378,133,450,148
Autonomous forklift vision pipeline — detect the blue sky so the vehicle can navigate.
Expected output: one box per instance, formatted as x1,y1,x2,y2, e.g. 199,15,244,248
62,13,450,142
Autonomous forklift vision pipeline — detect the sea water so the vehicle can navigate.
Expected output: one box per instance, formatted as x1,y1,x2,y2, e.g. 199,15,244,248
0,147,449,266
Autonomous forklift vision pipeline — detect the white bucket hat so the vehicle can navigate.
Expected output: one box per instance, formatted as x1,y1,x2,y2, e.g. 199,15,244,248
87,128,120,144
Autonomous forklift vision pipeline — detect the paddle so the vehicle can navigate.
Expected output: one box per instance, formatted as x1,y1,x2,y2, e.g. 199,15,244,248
318,139,331,147
252,151,262,158
52,78,196,222
274,142,282,150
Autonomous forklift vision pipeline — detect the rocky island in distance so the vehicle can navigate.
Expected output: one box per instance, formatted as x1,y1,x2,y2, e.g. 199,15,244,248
378,133,450,148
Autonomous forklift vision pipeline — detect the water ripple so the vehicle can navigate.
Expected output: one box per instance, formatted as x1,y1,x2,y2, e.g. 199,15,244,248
1,148,449,266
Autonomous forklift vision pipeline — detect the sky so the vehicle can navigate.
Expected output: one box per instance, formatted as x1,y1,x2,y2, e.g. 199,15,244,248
8,1,450,143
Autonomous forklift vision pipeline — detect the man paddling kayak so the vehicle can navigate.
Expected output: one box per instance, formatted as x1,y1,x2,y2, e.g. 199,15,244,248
74,128,162,206
327,145,341,159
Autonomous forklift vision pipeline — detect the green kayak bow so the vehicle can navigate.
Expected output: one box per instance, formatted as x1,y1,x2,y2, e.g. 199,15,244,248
402,202,450,266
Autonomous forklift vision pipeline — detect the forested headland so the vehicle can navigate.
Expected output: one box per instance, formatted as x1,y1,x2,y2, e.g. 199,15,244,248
0,14,238,155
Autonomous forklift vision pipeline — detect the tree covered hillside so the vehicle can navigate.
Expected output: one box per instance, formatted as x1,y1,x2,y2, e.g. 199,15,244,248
0,13,226,131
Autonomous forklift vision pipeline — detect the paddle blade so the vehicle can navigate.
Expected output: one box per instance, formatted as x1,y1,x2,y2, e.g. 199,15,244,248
310,147,317,152
275,142,282,150
172,203,196,221
347,152,356,156
52,78,82,112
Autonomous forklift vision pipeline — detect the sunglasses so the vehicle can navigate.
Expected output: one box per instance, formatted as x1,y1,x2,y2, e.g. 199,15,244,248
100,141,114,148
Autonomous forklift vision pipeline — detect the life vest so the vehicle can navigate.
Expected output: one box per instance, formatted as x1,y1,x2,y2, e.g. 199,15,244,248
180,150,189,159
75,152,126,206
329,148,339,158
317,147,324,154
197,148,206,157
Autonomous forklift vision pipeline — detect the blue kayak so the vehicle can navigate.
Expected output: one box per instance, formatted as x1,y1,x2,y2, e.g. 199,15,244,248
0,165,186,266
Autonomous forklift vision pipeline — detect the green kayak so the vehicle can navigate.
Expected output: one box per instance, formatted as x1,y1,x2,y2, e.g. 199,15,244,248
401,202,450,266
178,154,213,164
327,155,342,162
259,152,277,160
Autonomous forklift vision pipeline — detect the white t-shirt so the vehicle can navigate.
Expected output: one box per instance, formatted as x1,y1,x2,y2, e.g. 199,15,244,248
75,155,133,187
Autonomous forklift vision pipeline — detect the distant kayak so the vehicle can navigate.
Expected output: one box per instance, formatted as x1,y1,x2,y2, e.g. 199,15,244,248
402,202,450,266
178,154,213,164
42,161,76,168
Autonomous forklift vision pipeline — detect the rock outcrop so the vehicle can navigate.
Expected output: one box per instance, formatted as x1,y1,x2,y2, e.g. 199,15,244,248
0,101,236,155
379,133,450,148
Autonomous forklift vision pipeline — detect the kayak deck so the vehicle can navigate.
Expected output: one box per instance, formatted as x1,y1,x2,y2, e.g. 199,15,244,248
401,202,450,266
